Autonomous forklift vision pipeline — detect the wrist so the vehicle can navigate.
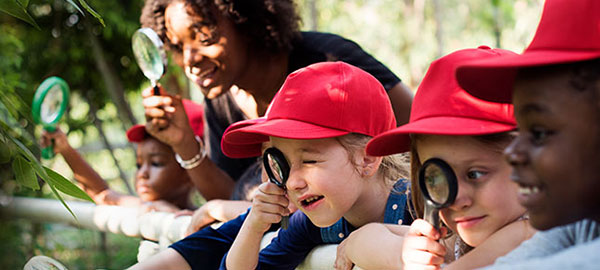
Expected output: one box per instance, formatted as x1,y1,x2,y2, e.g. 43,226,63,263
174,136,206,169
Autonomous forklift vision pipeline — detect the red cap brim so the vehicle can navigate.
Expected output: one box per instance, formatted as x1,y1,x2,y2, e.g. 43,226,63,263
126,124,148,143
367,116,516,156
456,49,600,103
222,118,349,158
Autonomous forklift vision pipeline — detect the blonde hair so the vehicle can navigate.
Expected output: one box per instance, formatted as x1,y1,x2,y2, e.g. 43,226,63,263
335,133,410,187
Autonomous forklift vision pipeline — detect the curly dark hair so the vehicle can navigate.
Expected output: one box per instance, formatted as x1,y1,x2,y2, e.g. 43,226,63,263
140,0,301,53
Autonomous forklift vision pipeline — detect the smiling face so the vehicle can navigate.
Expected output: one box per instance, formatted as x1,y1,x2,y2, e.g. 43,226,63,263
164,1,249,99
507,67,600,230
270,137,368,228
416,135,525,247
135,137,191,203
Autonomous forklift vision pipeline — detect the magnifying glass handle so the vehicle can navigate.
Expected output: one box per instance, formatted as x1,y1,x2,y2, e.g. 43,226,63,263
153,85,161,96
41,145,55,159
424,201,440,231
281,216,289,230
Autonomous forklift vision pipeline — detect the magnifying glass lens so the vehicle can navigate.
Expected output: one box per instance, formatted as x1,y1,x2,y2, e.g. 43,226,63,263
132,29,166,85
424,164,450,204
41,85,64,124
267,153,285,187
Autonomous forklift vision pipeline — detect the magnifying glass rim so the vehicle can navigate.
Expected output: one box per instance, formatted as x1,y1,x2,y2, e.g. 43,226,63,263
419,157,458,208
31,76,70,128
132,27,167,80
262,147,290,189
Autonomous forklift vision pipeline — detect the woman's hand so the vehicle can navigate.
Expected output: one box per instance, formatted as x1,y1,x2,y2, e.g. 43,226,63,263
142,86,196,153
402,219,448,270
40,128,71,154
245,182,290,234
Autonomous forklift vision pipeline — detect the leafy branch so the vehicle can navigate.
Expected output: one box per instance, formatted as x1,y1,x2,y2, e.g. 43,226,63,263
0,0,105,29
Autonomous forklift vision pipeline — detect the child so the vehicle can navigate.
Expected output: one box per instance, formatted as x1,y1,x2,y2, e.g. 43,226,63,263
220,61,411,269
336,47,538,270
455,0,600,267
40,100,204,212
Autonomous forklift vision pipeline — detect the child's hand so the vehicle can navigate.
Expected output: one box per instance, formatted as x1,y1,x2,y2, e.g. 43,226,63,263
40,129,70,154
183,201,218,236
140,200,180,213
246,182,290,234
402,219,448,270
334,238,354,270
142,86,196,153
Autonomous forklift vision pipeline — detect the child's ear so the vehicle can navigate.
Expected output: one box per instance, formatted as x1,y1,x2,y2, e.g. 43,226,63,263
358,149,383,177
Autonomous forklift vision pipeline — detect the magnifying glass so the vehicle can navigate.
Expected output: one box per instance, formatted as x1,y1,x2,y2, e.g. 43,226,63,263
132,28,167,95
31,76,70,159
263,147,291,229
418,158,458,230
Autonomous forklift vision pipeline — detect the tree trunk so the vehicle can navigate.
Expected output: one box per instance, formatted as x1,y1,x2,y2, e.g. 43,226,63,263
86,94,135,195
309,0,318,31
432,0,444,58
492,1,502,48
85,23,137,130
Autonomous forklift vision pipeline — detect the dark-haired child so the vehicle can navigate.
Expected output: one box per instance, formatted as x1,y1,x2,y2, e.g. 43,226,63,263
455,0,600,267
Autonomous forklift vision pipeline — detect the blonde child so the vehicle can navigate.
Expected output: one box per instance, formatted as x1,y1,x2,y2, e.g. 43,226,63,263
336,47,537,270
455,0,600,268
221,61,411,269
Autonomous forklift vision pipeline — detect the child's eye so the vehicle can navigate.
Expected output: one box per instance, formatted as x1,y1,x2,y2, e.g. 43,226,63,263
135,163,141,169
530,126,554,145
302,160,317,164
466,170,487,180
151,161,164,167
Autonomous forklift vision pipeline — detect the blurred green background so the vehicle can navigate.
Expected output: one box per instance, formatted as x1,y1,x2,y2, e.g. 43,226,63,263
0,0,543,269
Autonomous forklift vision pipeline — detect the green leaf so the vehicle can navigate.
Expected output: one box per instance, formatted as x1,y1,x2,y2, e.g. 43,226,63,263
16,0,29,8
43,167,94,203
12,155,39,190
0,0,40,30
7,133,46,177
78,0,105,26
0,134,11,164
64,0,84,16
46,182,79,222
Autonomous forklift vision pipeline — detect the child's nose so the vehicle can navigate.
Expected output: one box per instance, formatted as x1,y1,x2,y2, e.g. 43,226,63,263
136,163,150,180
504,136,528,166
285,171,307,192
449,179,472,211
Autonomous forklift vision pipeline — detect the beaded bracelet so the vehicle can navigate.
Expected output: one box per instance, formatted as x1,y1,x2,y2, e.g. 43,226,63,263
174,136,207,169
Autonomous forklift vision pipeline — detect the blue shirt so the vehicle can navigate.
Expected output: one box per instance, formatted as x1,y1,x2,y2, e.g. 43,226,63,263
220,179,412,270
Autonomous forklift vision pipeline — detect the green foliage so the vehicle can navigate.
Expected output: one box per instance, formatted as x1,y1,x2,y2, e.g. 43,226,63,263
0,0,39,29
0,0,104,27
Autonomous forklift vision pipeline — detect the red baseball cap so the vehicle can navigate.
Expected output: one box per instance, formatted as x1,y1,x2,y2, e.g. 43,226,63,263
367,47,517,157
222,61,396,158
126,99,204,143
456,0,600,103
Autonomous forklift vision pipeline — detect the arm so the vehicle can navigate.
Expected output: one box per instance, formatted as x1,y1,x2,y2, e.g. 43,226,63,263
387,82,413,126
127,248,190,270
445,219,536,269
225,182,289,270
41,129,132,204
142,87,235,200
185,200,252,235
337,223,411,270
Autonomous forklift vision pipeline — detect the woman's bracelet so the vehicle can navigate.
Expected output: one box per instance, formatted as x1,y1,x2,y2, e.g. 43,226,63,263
174,135,207,169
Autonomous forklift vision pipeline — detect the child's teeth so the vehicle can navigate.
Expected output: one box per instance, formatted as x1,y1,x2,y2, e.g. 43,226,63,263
518,186,540,195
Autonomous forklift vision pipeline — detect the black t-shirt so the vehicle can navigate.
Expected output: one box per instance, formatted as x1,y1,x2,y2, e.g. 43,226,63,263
203,31,402,199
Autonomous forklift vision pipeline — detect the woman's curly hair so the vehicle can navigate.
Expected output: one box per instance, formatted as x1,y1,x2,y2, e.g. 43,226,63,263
140,0,301,53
